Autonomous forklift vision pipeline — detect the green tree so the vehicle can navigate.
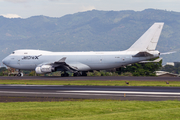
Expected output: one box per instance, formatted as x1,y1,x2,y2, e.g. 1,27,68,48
119,58,162,76
29,71,36,76
0,67,7,76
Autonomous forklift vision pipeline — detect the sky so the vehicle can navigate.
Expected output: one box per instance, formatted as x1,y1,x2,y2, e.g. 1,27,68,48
0,0,180,18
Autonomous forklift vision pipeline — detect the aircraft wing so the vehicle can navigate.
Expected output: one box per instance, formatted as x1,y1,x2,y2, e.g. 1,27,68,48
52,57,79,73
38,57,90,73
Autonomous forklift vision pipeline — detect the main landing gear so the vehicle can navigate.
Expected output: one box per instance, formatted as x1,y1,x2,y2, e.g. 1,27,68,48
73,71,87,77
61,71,88,77
61,71,69,77
73,72,81,77
82,71,87,76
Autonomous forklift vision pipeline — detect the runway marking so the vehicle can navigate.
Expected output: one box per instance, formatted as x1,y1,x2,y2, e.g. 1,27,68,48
0,91,180,98
59,90,180,95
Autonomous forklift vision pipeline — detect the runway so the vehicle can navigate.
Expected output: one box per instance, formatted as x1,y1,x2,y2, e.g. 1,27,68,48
0,85,180,101
0,76,180,81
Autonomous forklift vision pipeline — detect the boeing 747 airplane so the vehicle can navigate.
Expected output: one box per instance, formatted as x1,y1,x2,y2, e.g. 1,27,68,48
2,23,164,77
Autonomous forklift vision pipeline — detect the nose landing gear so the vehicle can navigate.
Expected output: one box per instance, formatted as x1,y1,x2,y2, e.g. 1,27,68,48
17,72,23,77
17,70,23,77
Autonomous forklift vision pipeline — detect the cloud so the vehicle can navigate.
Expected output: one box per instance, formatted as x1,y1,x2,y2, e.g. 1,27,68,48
48,0,59,1
1,14,21,18
81,6,96,12
48,0,73,1
1,0,70,3
1,0,29,3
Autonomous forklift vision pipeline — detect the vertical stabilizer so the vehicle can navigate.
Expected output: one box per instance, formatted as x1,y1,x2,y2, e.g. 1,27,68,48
128,23,164,51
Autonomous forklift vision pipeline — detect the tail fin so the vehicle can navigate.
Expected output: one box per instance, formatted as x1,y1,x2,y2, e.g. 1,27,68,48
128,23,164,51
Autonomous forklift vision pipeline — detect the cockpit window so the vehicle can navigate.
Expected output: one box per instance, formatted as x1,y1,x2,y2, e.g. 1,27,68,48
12,52,15,54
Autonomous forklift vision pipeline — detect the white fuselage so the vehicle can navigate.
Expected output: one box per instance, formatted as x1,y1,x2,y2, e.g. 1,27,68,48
2,49,159,71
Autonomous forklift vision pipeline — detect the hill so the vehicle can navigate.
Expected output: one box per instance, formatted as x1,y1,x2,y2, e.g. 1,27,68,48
0,9,180,65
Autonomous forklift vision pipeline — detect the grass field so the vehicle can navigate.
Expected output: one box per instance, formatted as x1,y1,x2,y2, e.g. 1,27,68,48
0,80,179,120
0,100,179,120
0,79,180,87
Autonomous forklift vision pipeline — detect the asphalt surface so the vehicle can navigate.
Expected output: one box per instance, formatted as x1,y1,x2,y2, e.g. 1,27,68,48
0,76,180,101
0,76,180,81
0,85,180,101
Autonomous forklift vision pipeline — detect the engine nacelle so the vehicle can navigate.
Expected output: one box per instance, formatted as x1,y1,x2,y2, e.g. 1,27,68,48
35,65,55,74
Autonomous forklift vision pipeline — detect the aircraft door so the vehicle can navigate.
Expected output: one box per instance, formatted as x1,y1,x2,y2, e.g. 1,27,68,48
122,57,125,63
122,56,132,63
99,55,102,64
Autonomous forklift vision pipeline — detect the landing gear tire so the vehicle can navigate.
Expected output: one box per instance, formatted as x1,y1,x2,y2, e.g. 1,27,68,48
82,71,87,76
17,73,23,77
73,72,81,77
73,73,78,77
61,73,69,77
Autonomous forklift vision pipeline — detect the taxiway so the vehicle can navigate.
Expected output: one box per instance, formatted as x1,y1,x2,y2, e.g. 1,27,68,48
0,76,180,81
0,85,179,101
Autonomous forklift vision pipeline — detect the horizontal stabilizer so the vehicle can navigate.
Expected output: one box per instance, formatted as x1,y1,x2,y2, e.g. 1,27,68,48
139,57,162,63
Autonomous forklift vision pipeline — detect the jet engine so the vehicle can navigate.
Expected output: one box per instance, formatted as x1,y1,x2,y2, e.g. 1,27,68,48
35,65,55,74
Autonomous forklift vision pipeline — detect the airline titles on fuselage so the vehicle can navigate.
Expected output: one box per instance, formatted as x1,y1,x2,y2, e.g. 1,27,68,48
22,55,41,60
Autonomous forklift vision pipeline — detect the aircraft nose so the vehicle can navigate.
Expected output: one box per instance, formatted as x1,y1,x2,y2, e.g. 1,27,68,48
2,57,8,66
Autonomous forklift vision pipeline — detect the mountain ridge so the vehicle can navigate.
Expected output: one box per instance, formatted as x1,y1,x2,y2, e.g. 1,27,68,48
0,9,180,64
